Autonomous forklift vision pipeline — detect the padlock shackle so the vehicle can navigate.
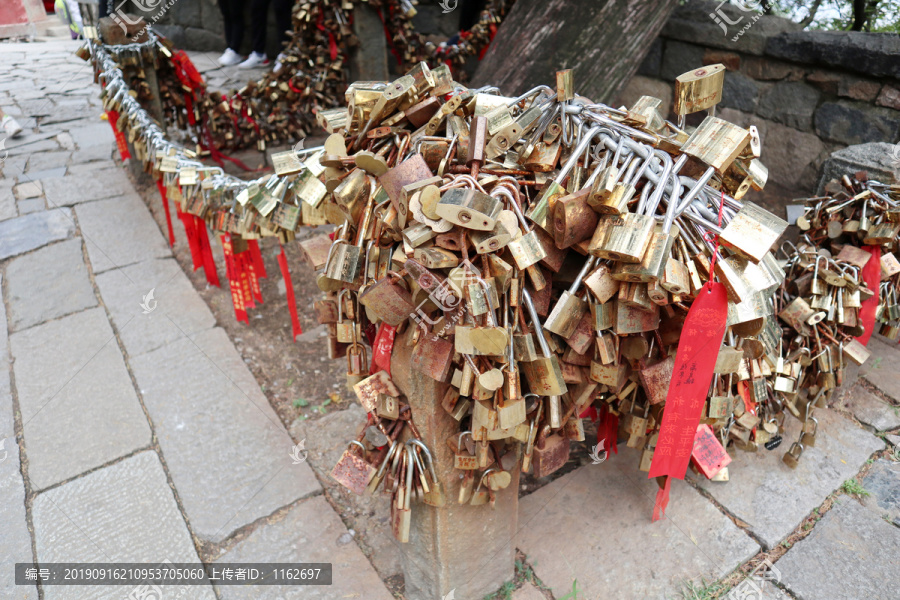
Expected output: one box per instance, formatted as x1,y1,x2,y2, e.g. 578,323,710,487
569,256,597,293
555,125,605,184
521,289,552,359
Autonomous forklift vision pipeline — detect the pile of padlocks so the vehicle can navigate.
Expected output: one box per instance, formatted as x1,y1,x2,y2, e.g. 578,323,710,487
86,0,515,152
205,0,516,151
772,174,899,465
86,29,891,538
305,61,876,538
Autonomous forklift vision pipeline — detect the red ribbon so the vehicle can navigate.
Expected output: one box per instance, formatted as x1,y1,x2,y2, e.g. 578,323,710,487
248,239,267,279
105,110,132,161
155,179,176,248
371,323,397,376
277,244,303,340
171,50,205,91
177,207,202,270
652,476,672,522
648,281,729,520
221,234,248,323
857,245,881,346
195,217,220,287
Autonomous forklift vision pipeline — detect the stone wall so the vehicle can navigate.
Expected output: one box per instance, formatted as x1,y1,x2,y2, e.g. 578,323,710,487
616,0,900,193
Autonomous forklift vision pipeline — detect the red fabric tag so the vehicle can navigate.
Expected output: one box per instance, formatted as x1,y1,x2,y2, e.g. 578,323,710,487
238,252,255,309
691,424,731,479
194,217,220,287
652,476,671,522
277,245,303,340
649,282,728,486
857,245,880,346
245,252,263,305
371,323,396,376
106,110,132,161
736,380,756,416
248,239,267,279
177,208,203,271
155,179,176,248
221,234,248,323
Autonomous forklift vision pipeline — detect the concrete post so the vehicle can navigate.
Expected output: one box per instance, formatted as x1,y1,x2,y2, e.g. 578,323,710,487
391,325,518,600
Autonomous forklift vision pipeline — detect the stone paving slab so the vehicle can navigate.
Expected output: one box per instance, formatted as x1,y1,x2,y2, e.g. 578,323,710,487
0,283,40,600
692,408,883,549
860,459,900,526
9,307,151,489
75,194,171,273
68,142,113,164
837,383,900,432
16,197,44,215
512,583,547,600
516,448,760,599
26,150,71,173
129,327,321,543
859,336,900,402
0,180,16,222
32,451,216,600
213,495,394,600
13,181,42,200
776,497,900,600
291,404,402,579
95,257,216,357
65,121,114,149
0,208,75,260
41,167,132,207
5,238,97,331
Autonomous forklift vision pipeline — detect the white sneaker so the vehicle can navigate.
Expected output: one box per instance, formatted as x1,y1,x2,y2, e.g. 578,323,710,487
238,52,269,69
2,114,23,138
274,52,287,72
217,48,243,66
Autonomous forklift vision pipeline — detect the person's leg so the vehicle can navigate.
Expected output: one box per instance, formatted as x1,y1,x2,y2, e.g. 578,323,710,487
272,0,292,50
249,0,271,56
218,0,242,50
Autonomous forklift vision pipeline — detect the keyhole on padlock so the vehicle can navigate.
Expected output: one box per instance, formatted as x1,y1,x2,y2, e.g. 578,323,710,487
459,211,471,223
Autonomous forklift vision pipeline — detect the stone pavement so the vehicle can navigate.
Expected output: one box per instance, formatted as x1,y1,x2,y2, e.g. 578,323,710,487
2,34,900,600
0,37,391,600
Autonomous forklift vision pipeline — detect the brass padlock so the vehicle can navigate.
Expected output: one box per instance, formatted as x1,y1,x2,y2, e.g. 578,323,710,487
545,256,596,338
359,272,415,326
782,442,804,469
435,187,503,231
331,440,376,495
520,289,568,397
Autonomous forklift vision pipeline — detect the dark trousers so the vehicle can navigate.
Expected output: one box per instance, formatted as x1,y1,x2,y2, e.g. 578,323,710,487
218,0,245,52
249,0,292,55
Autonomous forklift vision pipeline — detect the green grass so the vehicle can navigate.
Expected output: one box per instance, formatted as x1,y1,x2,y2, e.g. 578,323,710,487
679,577,729,599
292,398,308,408
841,479,871,497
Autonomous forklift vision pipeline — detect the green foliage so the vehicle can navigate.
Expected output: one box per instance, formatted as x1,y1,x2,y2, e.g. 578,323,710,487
293,398,308,408
842,478,871,497
557,580,580,600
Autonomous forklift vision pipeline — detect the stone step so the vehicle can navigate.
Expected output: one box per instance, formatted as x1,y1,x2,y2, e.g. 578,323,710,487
690,408,884,550
777,497,900,600
516,447,760,599
9,307,152,490
213,495,395,600
0,285,39,600
129,327,321,543
31,451,216,600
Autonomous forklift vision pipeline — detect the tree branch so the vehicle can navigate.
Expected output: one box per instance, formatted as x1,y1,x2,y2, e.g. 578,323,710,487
798,0,824,27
